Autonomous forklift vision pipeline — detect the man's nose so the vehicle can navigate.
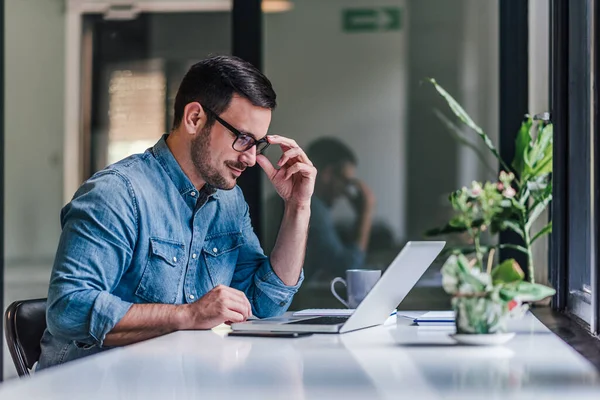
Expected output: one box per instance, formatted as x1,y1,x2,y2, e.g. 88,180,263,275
239,145,256,167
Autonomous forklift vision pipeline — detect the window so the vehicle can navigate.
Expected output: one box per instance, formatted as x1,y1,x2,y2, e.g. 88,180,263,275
550,0,600,333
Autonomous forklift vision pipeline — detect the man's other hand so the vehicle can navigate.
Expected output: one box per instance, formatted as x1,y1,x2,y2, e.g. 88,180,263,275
180,285,252,329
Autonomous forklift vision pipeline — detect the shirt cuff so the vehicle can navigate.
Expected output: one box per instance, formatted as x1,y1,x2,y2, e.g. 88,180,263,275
89,291,133,347
254,260,304,305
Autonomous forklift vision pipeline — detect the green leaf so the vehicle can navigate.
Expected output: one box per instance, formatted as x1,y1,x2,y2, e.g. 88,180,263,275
498,220,525,238
512,118,533,176
531,221,552,244
499,282,556,302
529,178,553,207
434,110,497,175
530,152,552,178
455,254,489,292
524,124,552,180
491,259,525,284
429,79,514,175
497,243,529,254
529,123,553,166
449,216,466,227
526,194,552,232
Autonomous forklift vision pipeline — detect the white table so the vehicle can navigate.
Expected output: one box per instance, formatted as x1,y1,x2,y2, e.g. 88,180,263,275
1,312,599,399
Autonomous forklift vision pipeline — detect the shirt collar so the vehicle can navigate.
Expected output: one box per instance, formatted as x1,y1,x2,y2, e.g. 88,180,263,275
151,134,219,200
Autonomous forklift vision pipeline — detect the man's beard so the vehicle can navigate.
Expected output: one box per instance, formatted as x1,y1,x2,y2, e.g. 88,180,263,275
191,125,246,190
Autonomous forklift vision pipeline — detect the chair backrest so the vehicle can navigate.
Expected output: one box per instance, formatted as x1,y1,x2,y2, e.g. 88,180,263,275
4,298,47,376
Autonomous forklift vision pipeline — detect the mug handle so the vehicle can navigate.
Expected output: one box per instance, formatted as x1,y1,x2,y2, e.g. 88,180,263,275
330,277,349,308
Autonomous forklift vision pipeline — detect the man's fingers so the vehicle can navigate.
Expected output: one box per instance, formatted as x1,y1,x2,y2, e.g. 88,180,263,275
230,291,252,319
284,163,317,180
277,147,312,167
268,135,298,148
256,155,276,179
224,309,246,324
221,287,252,319
268,135,313,165
210,285,251,319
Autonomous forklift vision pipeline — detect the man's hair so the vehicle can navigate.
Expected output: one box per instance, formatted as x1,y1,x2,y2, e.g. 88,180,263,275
172,55,277,129
306,137,358,171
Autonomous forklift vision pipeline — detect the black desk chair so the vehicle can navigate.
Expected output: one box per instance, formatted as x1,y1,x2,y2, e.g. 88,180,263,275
4,298,47,376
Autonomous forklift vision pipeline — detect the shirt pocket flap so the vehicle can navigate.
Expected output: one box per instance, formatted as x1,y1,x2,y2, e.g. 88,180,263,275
203,232,245,257
149,238,185,267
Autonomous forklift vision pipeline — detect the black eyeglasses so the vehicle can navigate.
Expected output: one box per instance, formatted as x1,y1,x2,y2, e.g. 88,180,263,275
202,106,270,155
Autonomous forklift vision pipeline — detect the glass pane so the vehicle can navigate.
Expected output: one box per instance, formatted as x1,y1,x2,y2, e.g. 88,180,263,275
566,0,593,323
3,4,231,380
262,0,500,310
84,12,231,175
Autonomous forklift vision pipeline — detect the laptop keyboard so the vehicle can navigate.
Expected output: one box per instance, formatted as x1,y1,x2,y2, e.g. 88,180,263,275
286,316,350,325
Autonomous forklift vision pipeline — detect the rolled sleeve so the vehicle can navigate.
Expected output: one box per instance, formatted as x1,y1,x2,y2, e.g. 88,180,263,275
254,260,304,306
89,291,133,345
46,171,138,347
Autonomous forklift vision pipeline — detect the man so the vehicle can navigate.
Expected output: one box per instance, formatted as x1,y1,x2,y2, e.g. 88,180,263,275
38,55,316,368
303,138,375,284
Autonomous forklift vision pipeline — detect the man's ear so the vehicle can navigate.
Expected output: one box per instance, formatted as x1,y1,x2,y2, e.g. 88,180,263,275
182,102,205,135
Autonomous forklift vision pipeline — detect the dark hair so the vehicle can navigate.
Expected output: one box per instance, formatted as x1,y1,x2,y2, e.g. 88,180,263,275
306,137,358,171
172,55,277,129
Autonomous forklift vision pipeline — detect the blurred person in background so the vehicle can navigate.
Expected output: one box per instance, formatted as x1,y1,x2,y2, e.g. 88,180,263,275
303,138,375,284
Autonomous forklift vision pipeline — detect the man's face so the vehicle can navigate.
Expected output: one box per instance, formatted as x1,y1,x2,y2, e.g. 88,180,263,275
191,96,271,190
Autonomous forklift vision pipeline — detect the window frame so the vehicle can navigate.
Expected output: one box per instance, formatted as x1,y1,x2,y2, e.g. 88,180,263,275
549,0,600,334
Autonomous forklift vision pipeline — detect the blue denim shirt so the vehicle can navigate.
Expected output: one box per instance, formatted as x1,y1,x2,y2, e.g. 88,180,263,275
38,135,303,369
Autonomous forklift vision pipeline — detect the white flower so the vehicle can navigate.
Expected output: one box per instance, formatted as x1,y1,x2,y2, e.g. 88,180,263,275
503,187,516,198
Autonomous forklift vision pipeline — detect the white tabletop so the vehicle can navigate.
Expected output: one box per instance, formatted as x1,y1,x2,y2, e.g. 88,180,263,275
1,312,599,399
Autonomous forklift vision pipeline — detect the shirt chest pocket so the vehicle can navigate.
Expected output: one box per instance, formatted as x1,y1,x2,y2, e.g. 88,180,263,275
202,232,245,287
136,238,186,304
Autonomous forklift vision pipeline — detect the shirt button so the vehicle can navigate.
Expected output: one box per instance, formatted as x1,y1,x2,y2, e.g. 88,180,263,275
189,294,195,300
173,256,177,263
192,253,197,259
213,248,218,253
191,191,197,197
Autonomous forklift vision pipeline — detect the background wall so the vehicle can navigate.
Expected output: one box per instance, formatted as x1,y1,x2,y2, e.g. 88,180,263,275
5,0,64,263
405,0,499,241
263,0,408,244
2,0,504,264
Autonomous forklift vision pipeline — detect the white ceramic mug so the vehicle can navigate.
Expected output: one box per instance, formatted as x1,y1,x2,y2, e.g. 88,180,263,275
330,269,381,308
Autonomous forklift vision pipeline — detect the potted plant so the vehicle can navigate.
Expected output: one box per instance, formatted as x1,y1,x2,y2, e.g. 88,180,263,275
425,79,556,337
440,183,555,335
426,79,553,284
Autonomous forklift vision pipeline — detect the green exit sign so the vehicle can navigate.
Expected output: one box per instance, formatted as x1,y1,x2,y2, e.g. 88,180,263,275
342,7,402,33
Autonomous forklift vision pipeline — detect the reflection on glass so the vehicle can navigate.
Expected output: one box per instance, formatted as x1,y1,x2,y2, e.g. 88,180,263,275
107,66,166,164
262,0,501,312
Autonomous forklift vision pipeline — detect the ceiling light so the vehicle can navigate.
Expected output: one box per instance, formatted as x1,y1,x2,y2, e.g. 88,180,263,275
262,0,294,13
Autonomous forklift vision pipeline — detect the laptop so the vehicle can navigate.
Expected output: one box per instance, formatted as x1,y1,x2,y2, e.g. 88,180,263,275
231,241,445,334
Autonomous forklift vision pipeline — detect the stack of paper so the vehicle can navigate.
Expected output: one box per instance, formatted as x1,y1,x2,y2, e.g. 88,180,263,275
413,311,455,325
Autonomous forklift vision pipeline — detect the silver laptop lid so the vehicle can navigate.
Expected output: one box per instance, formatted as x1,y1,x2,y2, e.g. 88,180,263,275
340,241,445,333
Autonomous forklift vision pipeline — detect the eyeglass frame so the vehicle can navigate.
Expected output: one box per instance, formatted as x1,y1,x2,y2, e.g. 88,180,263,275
201,105,270,155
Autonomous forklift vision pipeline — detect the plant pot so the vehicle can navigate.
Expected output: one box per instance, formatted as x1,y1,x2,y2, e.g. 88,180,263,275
453,296,510,334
